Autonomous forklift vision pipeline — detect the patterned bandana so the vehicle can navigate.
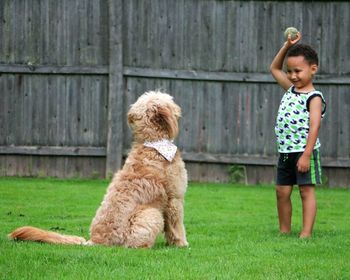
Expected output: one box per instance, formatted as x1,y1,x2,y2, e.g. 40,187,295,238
143,139,177,162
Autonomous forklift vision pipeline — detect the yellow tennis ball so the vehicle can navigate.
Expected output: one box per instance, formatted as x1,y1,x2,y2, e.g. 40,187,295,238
284,27,299,40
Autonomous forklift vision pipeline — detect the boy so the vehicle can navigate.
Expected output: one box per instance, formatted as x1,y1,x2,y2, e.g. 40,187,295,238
270,32,326,238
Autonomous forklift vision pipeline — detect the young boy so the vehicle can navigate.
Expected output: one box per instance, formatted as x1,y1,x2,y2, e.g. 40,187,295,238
270,33,326,238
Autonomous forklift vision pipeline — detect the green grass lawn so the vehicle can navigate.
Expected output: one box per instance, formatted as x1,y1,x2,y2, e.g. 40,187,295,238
0,177,349,280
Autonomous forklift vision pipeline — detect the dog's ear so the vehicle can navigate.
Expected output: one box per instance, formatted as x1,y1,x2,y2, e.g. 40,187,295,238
127,112,136,125
149,104,179,139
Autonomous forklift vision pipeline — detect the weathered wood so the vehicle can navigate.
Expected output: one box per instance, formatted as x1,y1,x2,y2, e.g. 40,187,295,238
0,0,349,186
2,64,349,85
182,152,350,169
105,0,124,177
124,67,350,84
0,64,108,74
0,74,108,146
123,67,275,83
118,148,350,169
0,155,106,178
0,146,106,156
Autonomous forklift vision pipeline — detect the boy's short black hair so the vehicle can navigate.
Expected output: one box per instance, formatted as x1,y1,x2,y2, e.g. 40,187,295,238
287,44,319,66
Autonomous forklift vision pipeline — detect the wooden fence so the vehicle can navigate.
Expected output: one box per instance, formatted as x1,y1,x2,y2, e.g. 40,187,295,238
0,0,349,186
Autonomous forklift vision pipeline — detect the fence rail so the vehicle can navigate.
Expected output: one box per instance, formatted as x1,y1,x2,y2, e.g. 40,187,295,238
2,65,350,84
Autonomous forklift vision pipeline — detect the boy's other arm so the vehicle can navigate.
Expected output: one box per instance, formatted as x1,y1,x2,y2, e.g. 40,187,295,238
297,97,322,173
270,34,301,91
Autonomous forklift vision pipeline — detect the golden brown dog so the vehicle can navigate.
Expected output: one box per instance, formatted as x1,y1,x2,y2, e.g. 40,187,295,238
9,91,188,248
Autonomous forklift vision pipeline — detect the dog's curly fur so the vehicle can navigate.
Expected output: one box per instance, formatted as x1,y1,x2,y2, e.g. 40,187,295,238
9,91,188,248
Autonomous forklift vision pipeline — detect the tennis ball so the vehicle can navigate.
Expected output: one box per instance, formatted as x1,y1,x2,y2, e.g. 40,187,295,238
284,27,299,40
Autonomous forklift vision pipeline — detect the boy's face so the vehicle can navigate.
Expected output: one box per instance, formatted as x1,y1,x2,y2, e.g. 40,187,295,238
286,55,318,91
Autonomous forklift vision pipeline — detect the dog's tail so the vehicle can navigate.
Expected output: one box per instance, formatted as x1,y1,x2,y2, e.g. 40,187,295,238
8,226,87,245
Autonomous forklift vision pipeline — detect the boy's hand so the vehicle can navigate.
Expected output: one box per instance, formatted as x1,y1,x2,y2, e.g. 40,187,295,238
285,32,302,48
297,154,310,173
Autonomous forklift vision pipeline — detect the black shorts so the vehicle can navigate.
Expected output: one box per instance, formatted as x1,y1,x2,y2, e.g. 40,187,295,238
276,149,322,186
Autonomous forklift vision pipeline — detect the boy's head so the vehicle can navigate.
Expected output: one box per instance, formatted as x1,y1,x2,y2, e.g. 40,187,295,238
285,44,319,90
287,44,319,66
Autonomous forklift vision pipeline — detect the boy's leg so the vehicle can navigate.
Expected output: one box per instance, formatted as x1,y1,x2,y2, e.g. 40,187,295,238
276,185,293,233
298,185,317,238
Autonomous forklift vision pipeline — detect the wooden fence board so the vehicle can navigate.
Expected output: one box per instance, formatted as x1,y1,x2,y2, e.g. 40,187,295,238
106,0,124,176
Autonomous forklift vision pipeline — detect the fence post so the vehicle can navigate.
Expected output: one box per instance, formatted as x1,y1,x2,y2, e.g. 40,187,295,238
106,0,124,178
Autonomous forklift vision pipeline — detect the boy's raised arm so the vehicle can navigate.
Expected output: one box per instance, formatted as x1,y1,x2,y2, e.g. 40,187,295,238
270,34,301,91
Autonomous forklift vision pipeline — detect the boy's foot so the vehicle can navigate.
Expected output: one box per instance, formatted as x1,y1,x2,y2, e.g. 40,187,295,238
299,233,311,239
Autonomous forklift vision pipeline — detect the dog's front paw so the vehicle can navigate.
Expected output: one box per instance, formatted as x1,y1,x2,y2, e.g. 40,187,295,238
168,239,188,247
177,240,189,247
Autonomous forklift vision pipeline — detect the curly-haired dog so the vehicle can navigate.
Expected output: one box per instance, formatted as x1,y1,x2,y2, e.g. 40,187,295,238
9,91,188,248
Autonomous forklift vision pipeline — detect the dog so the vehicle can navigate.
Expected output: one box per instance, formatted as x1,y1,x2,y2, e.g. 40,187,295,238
9,91,189,248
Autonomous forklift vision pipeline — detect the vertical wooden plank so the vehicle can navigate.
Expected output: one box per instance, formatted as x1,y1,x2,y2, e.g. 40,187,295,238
77,0,85,65
69,76,78,146
7,75,15,145
198,82,207,152
0,1,4,62
55,0,62,64
91,0,100,64
63,0,71,65
48,0,56,64
337,86,349,159
341,5,350,73
98,77,108,146
42,0,50,64
15,75,24,145
31,0,41,64
57,75,65,145
87,77,96,145
122,77,134,150
155,0,164,68
93,77,101,145
0,76,5,145
221,83,232,154
47,76,54,145
8,0,16,63
106,0,124,177
0,77,7,145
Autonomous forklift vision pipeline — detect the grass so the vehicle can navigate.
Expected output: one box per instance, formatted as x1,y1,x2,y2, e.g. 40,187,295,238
0,177,349,280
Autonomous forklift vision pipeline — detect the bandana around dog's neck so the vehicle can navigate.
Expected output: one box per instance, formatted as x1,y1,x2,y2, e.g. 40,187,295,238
143,139,177,162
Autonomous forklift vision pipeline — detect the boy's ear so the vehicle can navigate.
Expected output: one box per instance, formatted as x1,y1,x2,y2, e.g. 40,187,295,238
311,64,318,74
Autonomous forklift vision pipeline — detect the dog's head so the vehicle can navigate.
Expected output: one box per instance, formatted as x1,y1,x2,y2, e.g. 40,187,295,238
127,91,181,142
